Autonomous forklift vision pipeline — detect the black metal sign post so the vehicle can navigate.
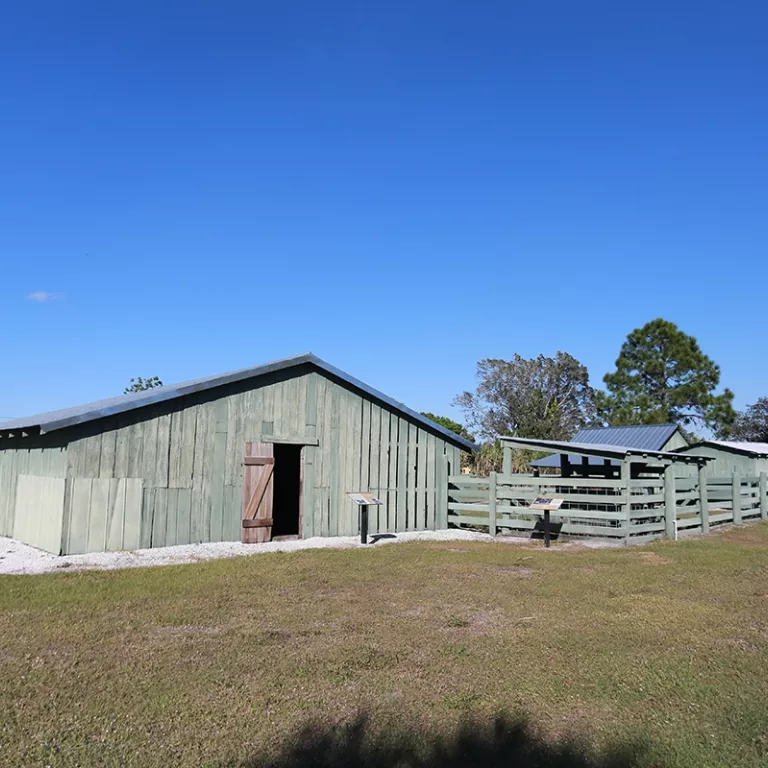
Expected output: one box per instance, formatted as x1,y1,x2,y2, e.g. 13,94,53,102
347,492,383,545
360,504,369,544
530,497,564,549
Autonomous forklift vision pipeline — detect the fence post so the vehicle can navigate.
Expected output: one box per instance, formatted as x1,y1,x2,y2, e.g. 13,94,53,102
621,459,632,541
698,464,709,535
502,447,512,476
436,452,448,529
488,471,497,537
664,465,677,540
760,472,768,521
732,471,742,525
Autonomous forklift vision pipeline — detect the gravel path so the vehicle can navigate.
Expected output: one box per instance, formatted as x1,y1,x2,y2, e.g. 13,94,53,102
0,529,500,575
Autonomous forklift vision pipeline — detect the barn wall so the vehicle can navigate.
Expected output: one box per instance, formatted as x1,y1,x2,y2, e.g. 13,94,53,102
675,445,768,478
0,437,68,538
662,431,688,451
53,366,462,551
304,374,460,537
12,474,67,554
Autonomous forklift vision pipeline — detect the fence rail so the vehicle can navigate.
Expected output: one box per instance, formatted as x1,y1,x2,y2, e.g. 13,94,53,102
448,470,768,543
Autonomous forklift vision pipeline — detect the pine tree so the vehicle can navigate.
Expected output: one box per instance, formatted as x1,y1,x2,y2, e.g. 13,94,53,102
598,318,734,432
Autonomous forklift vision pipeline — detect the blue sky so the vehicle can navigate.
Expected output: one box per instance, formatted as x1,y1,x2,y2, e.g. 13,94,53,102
1,1,766,423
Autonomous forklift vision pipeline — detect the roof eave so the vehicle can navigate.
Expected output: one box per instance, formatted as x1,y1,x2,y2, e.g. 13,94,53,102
677,441,768,459
1,352,477,453
500,436,710,464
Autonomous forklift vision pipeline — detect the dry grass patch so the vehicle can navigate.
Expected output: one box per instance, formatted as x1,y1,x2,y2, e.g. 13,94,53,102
0,524,767,767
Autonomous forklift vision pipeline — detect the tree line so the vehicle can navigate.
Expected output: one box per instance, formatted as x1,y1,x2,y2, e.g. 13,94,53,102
423,318,767,470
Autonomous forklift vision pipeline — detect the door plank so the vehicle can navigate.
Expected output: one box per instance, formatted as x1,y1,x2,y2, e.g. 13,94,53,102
243,457,275,466
242,442,274,543
244,464,274,520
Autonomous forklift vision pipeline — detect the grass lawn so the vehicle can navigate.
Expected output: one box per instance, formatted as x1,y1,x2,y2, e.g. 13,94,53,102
1,524,767,767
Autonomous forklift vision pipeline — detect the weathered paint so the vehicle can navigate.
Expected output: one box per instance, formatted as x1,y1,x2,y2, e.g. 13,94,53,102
0,438,68,537
1,365,462,553
676,443,768,477
65,477,144,554
662,431,688,452
13,475,66,554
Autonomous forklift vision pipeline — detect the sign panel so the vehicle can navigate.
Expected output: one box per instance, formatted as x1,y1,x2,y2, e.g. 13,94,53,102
530,497,564,511
346,492,383,506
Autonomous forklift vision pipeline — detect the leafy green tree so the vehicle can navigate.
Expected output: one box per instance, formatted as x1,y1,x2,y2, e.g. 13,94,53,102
720,398,768,442
454,353,596,442
421,412,475,471
124,376,163,394
420,412,473,442
598,318,734,432
469,441,544,476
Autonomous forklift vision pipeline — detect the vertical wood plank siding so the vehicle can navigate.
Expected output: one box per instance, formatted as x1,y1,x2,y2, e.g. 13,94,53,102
13,475,67,554
1,369,465,551
0,443,68,537
65,477,144,554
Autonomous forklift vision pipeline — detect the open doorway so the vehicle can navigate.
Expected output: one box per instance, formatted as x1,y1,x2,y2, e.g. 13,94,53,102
271,443,302,538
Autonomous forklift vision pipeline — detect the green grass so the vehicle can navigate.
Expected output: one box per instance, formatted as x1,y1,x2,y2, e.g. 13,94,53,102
1,524,767,767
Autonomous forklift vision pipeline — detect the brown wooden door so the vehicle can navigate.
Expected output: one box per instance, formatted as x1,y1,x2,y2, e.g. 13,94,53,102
242,442,274,543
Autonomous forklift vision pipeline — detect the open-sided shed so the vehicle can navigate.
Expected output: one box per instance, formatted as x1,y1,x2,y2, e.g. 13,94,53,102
673,441,768,477
0,354,474,554
530,424,688,470
449,436,710,543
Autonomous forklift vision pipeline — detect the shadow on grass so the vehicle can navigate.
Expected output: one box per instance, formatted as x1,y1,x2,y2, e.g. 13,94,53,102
225,713,656,768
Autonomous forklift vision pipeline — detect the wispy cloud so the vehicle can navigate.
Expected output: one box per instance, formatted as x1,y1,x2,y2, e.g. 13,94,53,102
26,291,63,303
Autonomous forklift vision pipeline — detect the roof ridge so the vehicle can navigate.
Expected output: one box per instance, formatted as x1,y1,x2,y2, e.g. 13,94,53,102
0,352,475,452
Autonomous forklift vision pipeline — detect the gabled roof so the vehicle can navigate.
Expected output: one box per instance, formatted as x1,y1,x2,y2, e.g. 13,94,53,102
502,436,708,465
530,424,681,467
676,440,768,458
0,353,476,451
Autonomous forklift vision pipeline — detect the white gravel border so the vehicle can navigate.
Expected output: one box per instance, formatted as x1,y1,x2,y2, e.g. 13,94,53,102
0,530,501,575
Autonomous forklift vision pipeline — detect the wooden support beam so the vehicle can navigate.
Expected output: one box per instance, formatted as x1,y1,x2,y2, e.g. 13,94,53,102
243,457,275,466
259,435,319,446
621,459,632,534
760,472,768,521
435,452,449,529
699,464,710,535
664,465,677,540
503,446,512,476
488,472,497,538
242,518,274,528
732,472,742,524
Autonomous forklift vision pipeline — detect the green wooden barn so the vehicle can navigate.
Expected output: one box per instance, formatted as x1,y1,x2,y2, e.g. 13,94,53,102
673,440,768,477
0,354,474,555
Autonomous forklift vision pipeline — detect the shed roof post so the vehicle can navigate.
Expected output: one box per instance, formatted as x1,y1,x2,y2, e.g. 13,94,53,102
488,471,497,537
664,464,677,540
760,472,768,522
503,445,512,476
621,458,632,540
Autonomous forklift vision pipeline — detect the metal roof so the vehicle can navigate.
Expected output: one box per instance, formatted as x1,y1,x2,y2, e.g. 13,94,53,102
676,440,768,458
0,353,476,452
501,436,708,464
530,424,681,467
